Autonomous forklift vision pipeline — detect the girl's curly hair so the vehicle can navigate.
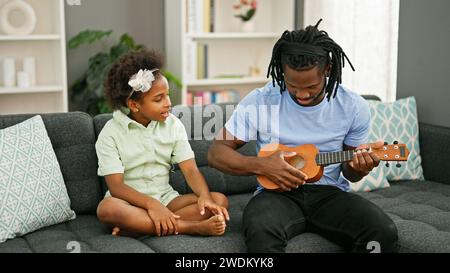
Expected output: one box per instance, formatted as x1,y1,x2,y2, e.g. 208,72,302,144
104,49,164,110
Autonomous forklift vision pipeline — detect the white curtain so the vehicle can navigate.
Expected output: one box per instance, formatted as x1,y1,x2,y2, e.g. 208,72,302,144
303,0,400,102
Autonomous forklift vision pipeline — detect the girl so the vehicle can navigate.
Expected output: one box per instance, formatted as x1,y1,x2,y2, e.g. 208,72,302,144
95,50,229,237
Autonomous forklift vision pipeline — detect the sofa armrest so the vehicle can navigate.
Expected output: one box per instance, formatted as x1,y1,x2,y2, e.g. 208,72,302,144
419,122,450,185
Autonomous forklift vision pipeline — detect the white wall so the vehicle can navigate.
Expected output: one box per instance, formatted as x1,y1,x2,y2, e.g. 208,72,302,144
397,0,450,127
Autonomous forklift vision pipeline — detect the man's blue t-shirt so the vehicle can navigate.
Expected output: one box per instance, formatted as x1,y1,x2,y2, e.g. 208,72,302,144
225,82,371,192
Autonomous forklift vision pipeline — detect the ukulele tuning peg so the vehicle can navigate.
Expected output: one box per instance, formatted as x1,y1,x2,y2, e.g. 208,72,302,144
384,142,388,146
393,141,399,145
385,162,390,167
396,163,402,168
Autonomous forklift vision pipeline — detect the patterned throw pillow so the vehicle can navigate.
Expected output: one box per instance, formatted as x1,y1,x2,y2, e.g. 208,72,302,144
0,115,76,243
367,97,424,181
350,96,423,192
350,166,390,192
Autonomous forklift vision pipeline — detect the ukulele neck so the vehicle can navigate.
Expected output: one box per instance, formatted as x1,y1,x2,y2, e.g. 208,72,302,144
315,144,409,166
315,150,356,166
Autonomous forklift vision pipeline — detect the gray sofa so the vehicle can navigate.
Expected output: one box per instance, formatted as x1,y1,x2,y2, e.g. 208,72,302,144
0,102,450,253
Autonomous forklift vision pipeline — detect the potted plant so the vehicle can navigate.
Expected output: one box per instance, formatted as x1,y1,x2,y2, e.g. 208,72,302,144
68,30,182,116
233,0,258,32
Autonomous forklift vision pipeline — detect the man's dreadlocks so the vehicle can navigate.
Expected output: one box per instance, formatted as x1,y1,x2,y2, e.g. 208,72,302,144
267,19,355,101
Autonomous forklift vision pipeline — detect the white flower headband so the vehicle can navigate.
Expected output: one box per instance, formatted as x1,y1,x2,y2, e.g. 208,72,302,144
127,68,159,99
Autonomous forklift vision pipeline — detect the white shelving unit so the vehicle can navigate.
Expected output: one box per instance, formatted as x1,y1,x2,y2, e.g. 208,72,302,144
0,0,68,114
186,77,269,87
165,0,295,106
186,32,281,40
0,35,61,41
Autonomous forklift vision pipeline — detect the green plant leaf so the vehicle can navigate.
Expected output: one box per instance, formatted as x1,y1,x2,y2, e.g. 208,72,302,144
68,30,112,49
98,99,111,114
110,43,132,59
86,52,110,94
120,33,135,48
87,100,100,116
70,75,88,101
93,86,104,100
120,33,146,51
243,9,256,21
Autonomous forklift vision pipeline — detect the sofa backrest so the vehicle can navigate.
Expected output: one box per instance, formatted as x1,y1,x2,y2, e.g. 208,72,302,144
93,106,258,196
0,112,102,214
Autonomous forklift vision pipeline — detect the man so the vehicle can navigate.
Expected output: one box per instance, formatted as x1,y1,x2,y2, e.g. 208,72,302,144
208,20,398,253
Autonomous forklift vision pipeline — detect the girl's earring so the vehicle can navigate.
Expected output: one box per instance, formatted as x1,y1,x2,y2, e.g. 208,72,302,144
135,108,139,113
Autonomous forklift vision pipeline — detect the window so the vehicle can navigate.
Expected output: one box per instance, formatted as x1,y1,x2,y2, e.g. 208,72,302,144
304,0,400,102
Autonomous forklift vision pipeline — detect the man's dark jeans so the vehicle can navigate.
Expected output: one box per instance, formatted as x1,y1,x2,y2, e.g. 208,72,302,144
242,185,398,253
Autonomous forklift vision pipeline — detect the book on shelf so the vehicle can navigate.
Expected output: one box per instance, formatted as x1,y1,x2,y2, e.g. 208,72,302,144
209,0,215,33
187,89,241,106
186,42,209,81
196,43,208,79
186,0,215,33
185,39,197,81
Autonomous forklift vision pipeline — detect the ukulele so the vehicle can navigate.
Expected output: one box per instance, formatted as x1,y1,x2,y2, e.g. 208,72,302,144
256,142,410,190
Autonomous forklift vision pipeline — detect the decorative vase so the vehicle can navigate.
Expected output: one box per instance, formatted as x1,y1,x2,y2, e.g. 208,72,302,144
241,20,255,33
17,71,30,88
23,57,36,86
0,0,37,35
2,58,16,87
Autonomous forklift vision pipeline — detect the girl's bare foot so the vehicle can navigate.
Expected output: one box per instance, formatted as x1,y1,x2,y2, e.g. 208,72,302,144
196,215,227,236
111,227,141,238
112,226,121,236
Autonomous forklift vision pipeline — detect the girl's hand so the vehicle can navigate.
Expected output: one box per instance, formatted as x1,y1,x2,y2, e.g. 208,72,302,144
197,195,230,221
147,203,180,236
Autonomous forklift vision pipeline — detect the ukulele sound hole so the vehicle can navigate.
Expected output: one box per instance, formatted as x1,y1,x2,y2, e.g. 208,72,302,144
288,156,305,170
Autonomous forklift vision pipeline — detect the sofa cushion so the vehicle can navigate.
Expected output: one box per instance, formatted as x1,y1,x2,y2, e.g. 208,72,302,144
170,166,258,196
356,180,450,252
170,139,258,195
1,180,450,253
0,215,153,253
0,112,102,214
93,114,113,196
0,115,76,243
